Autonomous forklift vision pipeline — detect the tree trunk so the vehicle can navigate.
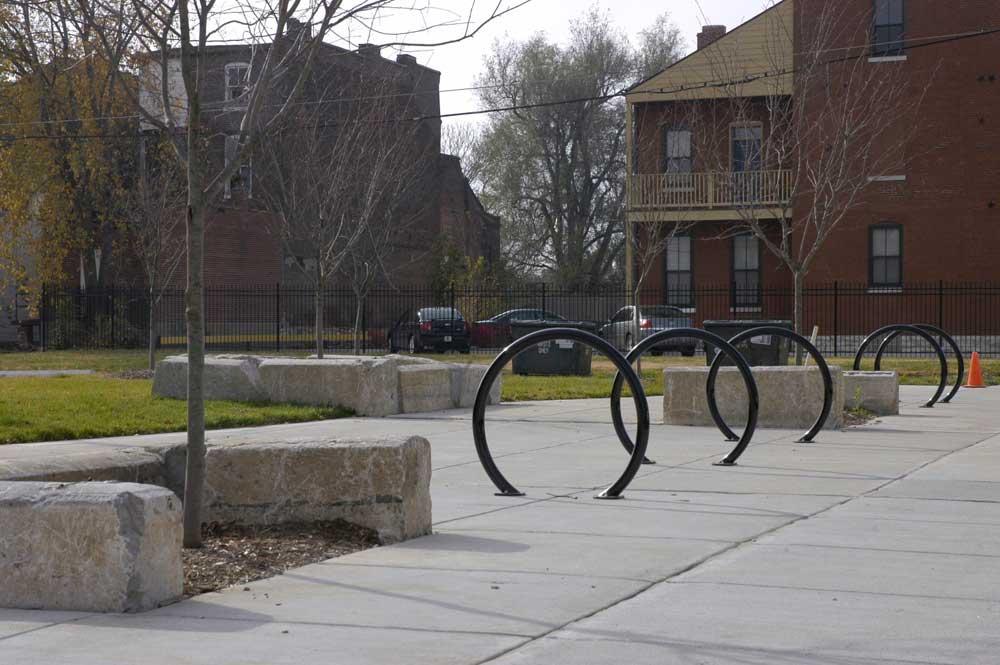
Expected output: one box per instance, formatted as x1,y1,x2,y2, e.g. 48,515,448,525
182,193,207,549
147,288,157,371
793,270,805,365
352,295,363,355
314,284,324,359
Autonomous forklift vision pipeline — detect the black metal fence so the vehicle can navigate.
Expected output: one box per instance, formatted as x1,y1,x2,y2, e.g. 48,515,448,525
37,282,1000,357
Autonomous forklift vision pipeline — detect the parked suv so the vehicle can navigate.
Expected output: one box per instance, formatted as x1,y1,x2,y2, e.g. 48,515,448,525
388,307,470,353
599,305,695,355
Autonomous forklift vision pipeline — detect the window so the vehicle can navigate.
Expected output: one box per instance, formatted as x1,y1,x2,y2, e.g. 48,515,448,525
224,135,252,199
662,128,692,173
870,224,902,287
612,307,633,323
225,62,250,102
665,234,693,307
732,234,760,307
873,0,905,57
731,125,762,172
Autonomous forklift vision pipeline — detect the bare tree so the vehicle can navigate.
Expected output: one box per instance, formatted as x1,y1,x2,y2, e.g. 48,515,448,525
339,118,432,355
704,1,932,335
76,0,528,547
120,134,185,370
259,71,431,358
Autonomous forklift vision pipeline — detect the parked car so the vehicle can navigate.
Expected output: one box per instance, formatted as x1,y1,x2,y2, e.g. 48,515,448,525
471,308,565,348
599,305,696,355
387,307,470,353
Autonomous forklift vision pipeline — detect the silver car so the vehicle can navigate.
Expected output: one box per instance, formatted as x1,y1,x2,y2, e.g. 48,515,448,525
600,305,696,356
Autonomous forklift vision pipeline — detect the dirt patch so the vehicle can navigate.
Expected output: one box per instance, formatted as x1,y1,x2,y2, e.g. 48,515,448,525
183,520,380,596
843,408,879,428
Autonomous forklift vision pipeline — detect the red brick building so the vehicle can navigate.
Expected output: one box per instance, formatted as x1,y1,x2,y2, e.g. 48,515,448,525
625,0,1000,310
140,37,498,291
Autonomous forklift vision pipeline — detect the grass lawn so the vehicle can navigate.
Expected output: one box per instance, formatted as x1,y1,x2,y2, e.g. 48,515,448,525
0,375,350,444
0,349,995,444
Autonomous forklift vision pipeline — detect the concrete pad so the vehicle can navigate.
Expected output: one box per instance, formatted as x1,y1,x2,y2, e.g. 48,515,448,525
0,613,528,665
0,608,93,639
487,584,1000,665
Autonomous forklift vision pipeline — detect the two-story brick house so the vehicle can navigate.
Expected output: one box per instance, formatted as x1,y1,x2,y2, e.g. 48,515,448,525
625,0,1000,312
137,27,498,290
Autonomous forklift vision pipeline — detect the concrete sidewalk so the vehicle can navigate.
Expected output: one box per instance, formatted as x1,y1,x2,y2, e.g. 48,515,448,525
1,386,999,663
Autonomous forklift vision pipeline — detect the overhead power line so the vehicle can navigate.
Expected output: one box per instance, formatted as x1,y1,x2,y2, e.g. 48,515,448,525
2,24,999,143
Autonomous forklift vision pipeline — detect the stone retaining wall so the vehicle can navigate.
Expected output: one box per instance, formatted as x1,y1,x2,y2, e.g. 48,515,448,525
664,366,845,430
152,354,499,415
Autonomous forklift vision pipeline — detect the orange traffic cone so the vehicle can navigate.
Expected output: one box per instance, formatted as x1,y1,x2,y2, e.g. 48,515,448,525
965,351,986,388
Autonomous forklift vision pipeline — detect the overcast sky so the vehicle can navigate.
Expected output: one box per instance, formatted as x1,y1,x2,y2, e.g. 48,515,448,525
392,0,768,120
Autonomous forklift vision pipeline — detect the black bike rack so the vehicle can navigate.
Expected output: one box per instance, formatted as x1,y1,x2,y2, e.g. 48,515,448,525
872,324,963,403
472,327,650,499
853,324,949,408
608,328,760,467
706,326,834,444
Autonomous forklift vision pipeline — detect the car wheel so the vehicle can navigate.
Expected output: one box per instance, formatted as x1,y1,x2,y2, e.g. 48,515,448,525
681,347,696,357
388,335,397,353
650,349,664,357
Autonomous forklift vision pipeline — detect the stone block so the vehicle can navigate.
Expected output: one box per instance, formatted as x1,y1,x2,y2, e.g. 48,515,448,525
664,366,844,430
152,355,266,402
202,436,432,543
257,357,399,416
0,482,182,612
448,363,501,408
398,365,453,413
843,370,899,415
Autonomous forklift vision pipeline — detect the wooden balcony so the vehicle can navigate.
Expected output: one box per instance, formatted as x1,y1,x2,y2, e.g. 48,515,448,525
627,170,793,222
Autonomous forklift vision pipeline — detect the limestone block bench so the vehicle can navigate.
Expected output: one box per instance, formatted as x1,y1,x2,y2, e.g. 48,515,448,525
152,354,499,415
843,370,899,415
663,366,845,430
197,435,432,544
0,482,182,612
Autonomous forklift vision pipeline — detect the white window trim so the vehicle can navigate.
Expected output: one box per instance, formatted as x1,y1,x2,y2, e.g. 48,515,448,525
224,62,250,104
868,175,906,182
868,55,907,63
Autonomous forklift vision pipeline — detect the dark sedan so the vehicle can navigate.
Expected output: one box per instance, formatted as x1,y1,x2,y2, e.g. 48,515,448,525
388,307,470,354
471,308,565,349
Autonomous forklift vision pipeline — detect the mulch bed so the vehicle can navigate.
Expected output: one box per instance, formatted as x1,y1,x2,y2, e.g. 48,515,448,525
182,520,380,596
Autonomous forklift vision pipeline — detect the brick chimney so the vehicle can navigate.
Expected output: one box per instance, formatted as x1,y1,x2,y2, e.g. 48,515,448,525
358,43,381,56
396,53,417,66
697,25,727,50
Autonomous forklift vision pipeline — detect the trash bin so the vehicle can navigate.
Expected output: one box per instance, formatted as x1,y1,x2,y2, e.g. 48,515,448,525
703,320,793,366
510,320,596,376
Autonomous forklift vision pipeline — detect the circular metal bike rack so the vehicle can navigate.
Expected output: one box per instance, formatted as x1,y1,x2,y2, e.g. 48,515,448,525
853,324,949,408
472,327,650,499
609,328,760,467
706,326,834,444
872,324,963,403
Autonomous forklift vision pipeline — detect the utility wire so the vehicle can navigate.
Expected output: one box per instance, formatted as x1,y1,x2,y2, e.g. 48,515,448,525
2,24,999,142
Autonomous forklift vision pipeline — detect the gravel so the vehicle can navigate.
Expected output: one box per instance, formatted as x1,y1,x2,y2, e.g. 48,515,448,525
182,520,380,596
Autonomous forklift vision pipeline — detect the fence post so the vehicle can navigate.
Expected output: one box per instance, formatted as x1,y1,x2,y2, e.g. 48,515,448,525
40,283,47,351
833,281,839,357
275,283,281,352
938,280,944,329
449,283,456,317
109,285,116,349
541,282,547,316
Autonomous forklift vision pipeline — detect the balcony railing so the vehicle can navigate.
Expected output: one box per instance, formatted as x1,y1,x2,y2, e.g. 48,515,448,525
628,170,793,210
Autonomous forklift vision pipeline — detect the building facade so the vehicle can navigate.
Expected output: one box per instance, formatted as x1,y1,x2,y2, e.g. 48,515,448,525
625,0,1000,311
138,32,498,291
